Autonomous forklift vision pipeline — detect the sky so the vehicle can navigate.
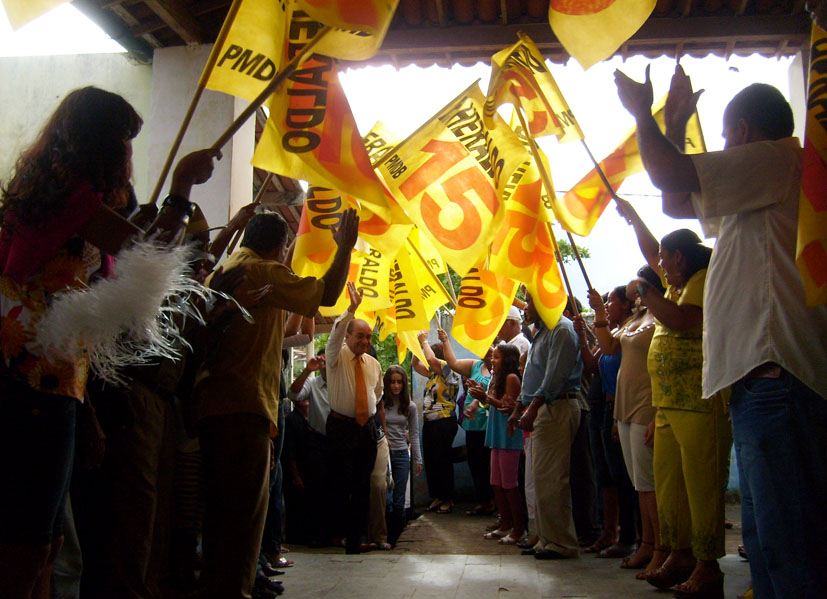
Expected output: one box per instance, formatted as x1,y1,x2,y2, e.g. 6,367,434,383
0,4,797,307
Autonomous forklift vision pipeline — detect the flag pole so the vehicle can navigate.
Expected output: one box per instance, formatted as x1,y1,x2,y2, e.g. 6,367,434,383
512,104,588,309
406,238,458,309
226,171,273,256
210,25,332,151
566,231,592,290
579,138,621,204
148,0,243,205
373,79,482,170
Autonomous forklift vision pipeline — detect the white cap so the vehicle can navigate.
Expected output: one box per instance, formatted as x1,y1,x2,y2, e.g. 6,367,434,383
506,306,522,321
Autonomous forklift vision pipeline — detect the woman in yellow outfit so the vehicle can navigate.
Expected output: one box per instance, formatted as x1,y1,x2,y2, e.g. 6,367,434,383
618,199,732,599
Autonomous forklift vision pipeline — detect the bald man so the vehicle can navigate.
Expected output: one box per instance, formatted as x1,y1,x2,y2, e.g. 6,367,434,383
325,283,384,554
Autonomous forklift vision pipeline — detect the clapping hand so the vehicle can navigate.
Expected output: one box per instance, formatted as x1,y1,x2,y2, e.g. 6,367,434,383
664,64,704,135
614,64,654,120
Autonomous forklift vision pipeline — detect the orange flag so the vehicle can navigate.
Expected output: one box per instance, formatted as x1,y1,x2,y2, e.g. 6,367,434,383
252,10,396,224
798,23,827,305
548,0,656,70
485,32,584,143
489,158,567,329
560,95,705,236
451,265,518,359
376,82,529,276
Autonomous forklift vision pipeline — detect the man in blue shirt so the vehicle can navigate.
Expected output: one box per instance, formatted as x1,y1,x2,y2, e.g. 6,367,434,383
508,292,582,559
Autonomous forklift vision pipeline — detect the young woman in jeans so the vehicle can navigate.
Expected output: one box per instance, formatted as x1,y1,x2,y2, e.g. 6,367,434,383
381,366,422,546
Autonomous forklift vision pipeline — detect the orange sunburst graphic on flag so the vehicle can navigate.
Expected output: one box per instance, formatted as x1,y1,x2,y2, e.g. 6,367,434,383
550,0,616,15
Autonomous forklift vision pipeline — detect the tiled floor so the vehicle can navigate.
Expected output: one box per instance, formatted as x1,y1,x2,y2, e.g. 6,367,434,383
279,505,751,598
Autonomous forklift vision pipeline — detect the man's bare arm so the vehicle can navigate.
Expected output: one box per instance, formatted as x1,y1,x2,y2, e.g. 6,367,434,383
320,208,359,306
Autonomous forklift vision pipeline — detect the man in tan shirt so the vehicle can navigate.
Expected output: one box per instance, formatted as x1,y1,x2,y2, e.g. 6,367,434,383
195,209,358,599
325,283,384,554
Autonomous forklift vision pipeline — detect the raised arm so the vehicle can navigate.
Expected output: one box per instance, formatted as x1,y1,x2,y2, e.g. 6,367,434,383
416,331,443,375
436,328,476,376
320,208,359,306
289,353,325,397
325,282,361,368
572,315,598,375
614,65,701,196
209,201,259,262
615,198,660,272
587,289,620,355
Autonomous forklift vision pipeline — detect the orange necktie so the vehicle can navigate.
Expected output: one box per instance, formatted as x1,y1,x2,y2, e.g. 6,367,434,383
354,355,369,426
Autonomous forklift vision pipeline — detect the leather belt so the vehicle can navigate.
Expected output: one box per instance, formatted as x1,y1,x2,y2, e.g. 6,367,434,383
555,391,580,400
329,410,357,423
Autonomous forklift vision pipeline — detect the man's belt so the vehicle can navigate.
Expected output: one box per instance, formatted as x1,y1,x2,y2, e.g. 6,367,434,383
329,410,357,423
554,391,580,401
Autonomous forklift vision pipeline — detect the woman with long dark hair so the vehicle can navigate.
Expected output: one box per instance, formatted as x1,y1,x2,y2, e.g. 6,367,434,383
467,343,525,544
381,365,422,546
0,87,218,598
618,199,731,597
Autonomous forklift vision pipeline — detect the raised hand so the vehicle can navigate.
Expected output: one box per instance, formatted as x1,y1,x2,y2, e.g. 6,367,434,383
333,208,359,252
346,281,363,313
307,354,326,371
172,148,222,189
664,64,704,136
417,330,429,345
587,288,605,314
614,64,654,120
614,196,637,225
437,328,448,343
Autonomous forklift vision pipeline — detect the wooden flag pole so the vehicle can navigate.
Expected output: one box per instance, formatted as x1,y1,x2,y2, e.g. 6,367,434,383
226,171,273,256
210,25,332,151
566,231,593,291
512,104,588,309
406,238,458,309
148,0,243,205
579,138,621,204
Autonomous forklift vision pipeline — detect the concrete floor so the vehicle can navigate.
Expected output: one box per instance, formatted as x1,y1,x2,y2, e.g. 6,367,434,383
278,504,751,598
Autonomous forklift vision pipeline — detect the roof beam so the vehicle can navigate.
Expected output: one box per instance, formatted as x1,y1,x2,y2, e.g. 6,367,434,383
143,0,207,44
72,0,156,62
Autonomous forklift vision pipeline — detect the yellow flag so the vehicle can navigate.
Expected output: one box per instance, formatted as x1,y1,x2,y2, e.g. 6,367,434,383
798,23,827,305
395,329,427,365
406,238,451,319
376,82,530,276
485,33,584,143
291,186,358,278
293,1,399,60
408,227,447,275
489,161,567,330
548,0,656,70
1,0,68,30
204,0,288,103
389,248,431,332
451,265,518,358
561,94,705,236
252,10,396,224
317,247,393,317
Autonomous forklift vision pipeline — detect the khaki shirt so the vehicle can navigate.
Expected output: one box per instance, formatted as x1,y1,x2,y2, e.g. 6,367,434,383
195,247,325,424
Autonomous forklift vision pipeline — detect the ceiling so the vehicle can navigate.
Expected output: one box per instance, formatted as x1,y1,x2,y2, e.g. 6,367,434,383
74,0,811,67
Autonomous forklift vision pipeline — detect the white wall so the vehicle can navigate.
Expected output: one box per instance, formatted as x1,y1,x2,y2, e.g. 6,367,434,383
148,45,254,234
0,53,152,197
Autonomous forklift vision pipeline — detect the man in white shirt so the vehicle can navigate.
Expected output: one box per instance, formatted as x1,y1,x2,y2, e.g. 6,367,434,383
325,283,384,554
289,349,330,435
616,65,827,599
497,305,531,357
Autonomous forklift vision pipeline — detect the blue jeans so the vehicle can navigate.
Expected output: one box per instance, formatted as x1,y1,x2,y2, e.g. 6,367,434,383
388,449,411,513
730,370,827,599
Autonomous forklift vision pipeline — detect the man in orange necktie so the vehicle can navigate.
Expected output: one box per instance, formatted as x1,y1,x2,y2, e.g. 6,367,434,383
325,282,385,554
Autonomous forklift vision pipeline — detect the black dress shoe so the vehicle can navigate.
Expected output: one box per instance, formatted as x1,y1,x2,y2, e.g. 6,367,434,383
521,548,536,556
534,550,569,560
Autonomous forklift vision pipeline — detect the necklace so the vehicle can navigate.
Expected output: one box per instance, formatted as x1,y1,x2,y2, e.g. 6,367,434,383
623,322,655,338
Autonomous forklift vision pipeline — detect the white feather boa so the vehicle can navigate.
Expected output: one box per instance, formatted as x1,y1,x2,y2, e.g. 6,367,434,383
35,240,249,385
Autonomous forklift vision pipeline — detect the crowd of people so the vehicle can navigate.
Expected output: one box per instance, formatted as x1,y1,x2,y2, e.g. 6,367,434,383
0,53,825,599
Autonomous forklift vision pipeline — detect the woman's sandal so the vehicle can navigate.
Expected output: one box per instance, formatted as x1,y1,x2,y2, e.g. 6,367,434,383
673,574,725,599
425,499,442,512
620,541,653,569
583,538,612,554
498,534,521,545
484,529,511,539
635,545,671,581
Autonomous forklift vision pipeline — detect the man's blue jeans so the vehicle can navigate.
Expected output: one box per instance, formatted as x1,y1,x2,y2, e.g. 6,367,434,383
388,449,411,513
730,369,827,599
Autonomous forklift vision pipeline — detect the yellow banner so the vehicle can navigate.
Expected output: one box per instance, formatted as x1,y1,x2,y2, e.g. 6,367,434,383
204,0,288,103
294,1,399,60
485,33,584,143
291,186,358,278
252,11,396,224
317,247,393,317
798,23,827,305
396,329,427,365
561,94,705,236
1,0,68,30
452,266,518,359
489,161,567,329
388,248,431,332
376,83,530,276
406,238,451,319
548,0,656,70
408,227,447,275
